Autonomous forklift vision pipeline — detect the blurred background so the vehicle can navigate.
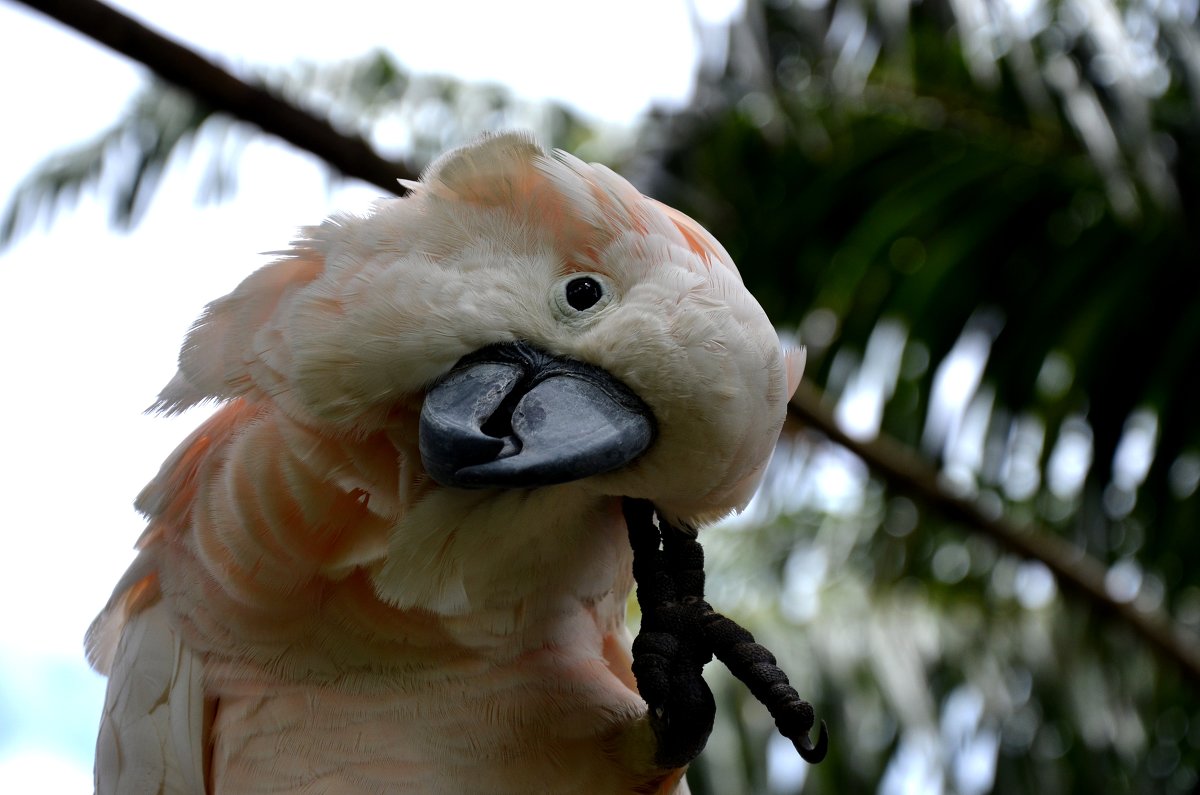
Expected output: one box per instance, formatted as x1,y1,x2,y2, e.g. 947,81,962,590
3,0,1199,791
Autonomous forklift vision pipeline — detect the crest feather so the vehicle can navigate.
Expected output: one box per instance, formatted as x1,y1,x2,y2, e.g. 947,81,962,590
151,250,324,414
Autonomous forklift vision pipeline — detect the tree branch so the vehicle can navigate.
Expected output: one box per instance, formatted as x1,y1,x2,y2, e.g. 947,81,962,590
13,0,418,194
15,0,1200,687
788,382,1200,684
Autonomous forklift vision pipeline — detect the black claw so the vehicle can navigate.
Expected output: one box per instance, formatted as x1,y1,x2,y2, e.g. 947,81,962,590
622,497,830,769
795,720,829,763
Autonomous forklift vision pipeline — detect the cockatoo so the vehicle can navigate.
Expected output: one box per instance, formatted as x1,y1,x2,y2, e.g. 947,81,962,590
87,132,811,794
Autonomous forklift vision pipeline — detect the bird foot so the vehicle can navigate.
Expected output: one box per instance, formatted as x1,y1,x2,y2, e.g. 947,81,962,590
623,498,829,768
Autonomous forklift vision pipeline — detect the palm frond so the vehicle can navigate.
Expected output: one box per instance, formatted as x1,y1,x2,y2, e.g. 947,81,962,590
1,41,610,250
642,0,1200,791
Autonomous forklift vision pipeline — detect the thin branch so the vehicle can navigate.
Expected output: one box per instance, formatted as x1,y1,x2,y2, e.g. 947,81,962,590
13,0,418,195
15,0,1200,688
788,382,1200,684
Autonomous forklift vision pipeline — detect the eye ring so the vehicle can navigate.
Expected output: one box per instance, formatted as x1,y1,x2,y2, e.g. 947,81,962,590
553,273,615,320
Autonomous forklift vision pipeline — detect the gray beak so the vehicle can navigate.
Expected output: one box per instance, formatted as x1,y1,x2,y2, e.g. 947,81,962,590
419,342,656,489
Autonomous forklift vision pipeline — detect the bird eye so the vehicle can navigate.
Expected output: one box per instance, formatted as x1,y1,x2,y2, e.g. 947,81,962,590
553,273,614,320
565,277,603,311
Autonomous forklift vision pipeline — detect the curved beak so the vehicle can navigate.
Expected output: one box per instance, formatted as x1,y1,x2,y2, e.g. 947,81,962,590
419,342,656,489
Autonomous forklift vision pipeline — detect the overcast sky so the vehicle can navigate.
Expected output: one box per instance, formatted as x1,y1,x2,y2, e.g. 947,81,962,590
0,0,740,788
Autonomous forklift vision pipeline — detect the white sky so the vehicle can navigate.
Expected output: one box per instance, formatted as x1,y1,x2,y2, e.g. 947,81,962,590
0,0,741,787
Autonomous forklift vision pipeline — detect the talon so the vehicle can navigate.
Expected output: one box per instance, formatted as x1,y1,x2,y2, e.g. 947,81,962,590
794,720,829,764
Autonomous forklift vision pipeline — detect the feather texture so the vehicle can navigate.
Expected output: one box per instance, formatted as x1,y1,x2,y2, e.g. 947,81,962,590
90,132,798,793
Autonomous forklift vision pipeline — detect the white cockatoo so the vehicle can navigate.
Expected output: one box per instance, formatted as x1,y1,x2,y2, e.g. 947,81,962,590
87,132,808,794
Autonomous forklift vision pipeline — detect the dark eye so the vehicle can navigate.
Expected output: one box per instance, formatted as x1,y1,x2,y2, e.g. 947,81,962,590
565,276,603,311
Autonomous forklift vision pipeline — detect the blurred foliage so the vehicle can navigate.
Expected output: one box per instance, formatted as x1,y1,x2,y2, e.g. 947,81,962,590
0,50,615,246
637,0,1200,792
8,0,1200,791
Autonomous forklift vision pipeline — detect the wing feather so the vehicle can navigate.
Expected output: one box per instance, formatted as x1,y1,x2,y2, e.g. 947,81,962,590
94,598,211,795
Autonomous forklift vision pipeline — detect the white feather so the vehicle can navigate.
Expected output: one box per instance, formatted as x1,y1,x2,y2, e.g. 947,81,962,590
95,598,208,795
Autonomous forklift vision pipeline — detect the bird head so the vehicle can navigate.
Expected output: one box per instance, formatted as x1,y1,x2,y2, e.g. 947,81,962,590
155,132,802,527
